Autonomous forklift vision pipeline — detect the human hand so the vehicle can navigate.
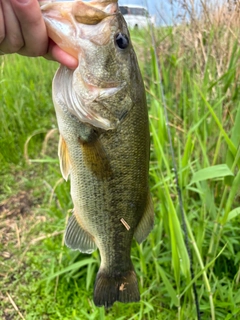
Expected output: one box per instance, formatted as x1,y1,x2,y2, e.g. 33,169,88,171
0,0,78,69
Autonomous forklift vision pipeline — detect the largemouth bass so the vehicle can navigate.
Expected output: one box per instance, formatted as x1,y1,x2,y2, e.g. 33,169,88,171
41,0,154,308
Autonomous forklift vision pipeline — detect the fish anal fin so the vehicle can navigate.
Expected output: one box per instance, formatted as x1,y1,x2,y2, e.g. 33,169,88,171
64,213,97,254
58,135,71,181
134,191,154,244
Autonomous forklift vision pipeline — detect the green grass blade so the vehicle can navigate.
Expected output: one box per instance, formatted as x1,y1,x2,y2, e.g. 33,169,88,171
190,164,234,184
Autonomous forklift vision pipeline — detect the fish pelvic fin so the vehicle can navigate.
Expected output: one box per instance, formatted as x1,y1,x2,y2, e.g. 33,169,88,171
58,135,71,181
64,213,97,253
134,190,154,244
93,269,140,308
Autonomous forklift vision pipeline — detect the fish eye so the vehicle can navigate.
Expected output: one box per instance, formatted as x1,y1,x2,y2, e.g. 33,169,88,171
115,33,129,50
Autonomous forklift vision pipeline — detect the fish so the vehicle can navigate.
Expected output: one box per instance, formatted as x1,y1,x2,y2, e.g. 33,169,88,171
41,0,154,308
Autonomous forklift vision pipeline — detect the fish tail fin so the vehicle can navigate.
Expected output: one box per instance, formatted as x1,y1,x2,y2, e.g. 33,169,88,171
93,268,140,308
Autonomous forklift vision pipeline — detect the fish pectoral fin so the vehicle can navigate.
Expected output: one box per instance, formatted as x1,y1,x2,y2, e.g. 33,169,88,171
64,213,97,254
134,191,154,244
79,138,113,180
58,135,71,181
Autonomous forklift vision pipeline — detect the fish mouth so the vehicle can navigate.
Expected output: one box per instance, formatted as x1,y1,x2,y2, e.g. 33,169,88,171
40,0,118,13
43,0,127,130
41,1,119,58
72,0,118,24
41,0,125,95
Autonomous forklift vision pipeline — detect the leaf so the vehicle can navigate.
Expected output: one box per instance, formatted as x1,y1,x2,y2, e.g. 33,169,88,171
222,169,240,224
196,84,239,163
225,102,240,185
226,207,240,222
164,182,190,280
43,258,96,282
157,265,179,307
190,164,233,184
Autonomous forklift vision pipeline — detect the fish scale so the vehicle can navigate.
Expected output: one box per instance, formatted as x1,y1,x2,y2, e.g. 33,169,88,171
41,0,154,308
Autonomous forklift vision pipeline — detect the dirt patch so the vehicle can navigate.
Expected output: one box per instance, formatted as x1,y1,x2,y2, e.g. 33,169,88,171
2,312,14,320
0,191,33,220
0,191,35,263
0,191,35,318
0,187,63,320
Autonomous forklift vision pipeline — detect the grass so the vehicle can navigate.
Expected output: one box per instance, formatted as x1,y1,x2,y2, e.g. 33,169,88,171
1,3,240,319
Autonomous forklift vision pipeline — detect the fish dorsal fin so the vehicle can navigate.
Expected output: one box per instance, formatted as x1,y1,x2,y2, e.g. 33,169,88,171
65,213,97,253
134,190,154,244
58,135,71,181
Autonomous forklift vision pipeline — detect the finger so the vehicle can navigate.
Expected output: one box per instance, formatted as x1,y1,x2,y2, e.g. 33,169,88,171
0,0,24,53
45,40,78,70
10,0,48,56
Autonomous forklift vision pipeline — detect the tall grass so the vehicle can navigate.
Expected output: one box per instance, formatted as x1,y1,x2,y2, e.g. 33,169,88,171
0,56,56,166
135,2,240,318
1,2,240,319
